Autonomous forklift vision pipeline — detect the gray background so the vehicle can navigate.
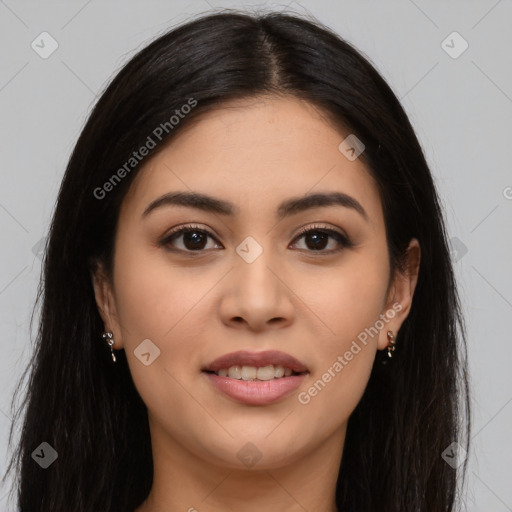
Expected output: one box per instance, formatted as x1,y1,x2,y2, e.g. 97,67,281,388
1,1,511,510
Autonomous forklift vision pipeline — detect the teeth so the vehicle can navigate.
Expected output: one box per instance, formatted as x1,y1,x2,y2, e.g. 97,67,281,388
256,365,275,381
214,364,298,380
228,366,241,379
241,366,257,380
274,365,285,378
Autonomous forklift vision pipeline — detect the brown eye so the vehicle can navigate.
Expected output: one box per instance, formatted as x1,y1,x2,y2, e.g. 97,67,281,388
161,225,221,252
290,225,353,253
177,230,209,250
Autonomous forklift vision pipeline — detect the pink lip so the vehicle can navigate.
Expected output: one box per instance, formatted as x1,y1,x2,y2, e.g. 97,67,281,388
202,350,309,373
203,372,307,405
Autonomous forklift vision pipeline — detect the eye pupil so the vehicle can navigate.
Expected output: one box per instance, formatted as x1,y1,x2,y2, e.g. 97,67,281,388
184,231,207,250
305,232,328,250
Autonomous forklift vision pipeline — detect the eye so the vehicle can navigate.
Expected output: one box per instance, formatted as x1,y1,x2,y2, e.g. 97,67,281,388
290,224,354,254
160,224,221,253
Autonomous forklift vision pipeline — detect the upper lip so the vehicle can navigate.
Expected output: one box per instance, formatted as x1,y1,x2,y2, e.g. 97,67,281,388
202,350,309,373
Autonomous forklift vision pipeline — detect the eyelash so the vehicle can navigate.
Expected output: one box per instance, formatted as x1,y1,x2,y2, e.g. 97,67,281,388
159,223,354,255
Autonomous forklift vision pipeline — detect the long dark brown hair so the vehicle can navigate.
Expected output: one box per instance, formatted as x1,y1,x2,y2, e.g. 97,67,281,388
4,9,470,512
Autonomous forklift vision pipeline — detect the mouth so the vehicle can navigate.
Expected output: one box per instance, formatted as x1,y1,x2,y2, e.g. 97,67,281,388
202,349,309,379
201,350,309,405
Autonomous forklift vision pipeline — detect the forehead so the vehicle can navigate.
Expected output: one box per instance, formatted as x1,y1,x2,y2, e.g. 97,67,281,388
120,95,383,226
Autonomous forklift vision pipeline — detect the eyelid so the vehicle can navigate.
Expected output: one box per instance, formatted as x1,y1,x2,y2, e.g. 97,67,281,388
293,223,349,241
164,223,216,239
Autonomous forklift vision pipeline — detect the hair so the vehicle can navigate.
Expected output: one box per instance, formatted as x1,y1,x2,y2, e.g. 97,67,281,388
4,9,470,512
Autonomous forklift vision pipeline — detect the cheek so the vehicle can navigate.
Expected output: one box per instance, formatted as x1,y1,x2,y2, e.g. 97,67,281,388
112,243,210,340
293,250,388,421
295,344,374,445
297,249,390,344
111,245,217,404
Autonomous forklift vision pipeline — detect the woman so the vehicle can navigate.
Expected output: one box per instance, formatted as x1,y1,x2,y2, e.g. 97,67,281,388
5,10,470,512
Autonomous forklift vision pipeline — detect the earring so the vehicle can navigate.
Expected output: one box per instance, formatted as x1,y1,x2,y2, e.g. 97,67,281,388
102,331,116,363
386,330,396,358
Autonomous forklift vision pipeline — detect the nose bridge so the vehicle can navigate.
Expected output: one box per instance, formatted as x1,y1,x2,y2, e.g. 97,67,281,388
234,235,280,304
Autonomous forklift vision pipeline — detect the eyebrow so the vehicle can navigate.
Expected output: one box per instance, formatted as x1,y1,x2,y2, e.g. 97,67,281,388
142,190,368,221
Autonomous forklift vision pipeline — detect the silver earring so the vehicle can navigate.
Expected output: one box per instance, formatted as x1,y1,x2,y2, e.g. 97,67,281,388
387,330,396,358
102,331,116,363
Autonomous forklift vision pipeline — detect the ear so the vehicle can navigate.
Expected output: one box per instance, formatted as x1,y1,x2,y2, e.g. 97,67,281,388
90,262,124,349
377,238,421,351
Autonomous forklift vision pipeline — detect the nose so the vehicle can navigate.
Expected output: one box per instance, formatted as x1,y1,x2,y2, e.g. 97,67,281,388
219,248,295,332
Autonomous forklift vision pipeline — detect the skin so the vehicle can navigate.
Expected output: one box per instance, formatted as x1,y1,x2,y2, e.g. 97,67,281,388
92,94,420,512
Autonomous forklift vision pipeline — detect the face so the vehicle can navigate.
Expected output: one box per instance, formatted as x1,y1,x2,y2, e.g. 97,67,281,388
93,95,419,472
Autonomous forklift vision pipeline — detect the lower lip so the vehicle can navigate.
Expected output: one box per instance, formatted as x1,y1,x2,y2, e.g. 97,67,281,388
203,372,307,405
